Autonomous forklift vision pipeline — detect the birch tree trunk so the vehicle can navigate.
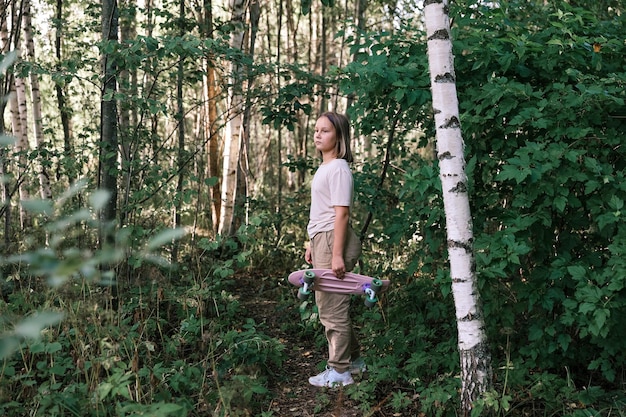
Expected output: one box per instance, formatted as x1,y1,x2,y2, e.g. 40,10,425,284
423,1,492,414
23,0,52,200
0,16,14,249
218,0,245,236
13,73,31,228
1,10,29,230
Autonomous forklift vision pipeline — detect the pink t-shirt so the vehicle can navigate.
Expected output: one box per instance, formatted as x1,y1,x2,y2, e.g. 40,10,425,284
307,158,353,239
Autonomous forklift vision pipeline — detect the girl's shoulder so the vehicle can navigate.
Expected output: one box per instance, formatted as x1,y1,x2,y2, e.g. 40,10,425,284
328,158,350,169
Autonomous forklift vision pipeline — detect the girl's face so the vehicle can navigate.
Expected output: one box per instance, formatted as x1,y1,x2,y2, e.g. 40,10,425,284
314,116,338,157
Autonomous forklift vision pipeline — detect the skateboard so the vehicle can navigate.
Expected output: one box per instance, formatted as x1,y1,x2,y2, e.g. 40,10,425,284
288,268,390,308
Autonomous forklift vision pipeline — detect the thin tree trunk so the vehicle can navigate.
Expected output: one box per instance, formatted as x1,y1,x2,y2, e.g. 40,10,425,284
202,0,222,236
101,0,119,226
118,0,137,228
54,0,74,182
218,0,246,236
275,0,282,237
100,0,119,307
0,17,11,250
23,0,51,200
319,5,327,112
240,0,260,228
13,73,31,229
172,0,185,265
424,1,491,414
0,7,26,232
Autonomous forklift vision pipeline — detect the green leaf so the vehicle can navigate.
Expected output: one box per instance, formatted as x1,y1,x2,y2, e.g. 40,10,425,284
608,195,623,211
145,228,187,251
553,195,567,213
155,403,184,413
0,50,17,74
21,199,54,216
0,134,16,147
46,341,63,354
578,302,595,315
13,312,65,339
89,190,111,211
567,265,586,280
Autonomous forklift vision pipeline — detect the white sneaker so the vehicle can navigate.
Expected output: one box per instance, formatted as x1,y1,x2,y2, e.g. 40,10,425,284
349,357,367,374
309,366,354,387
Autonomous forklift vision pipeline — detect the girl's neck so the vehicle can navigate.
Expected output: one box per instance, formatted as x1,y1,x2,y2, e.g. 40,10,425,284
322,151,338,164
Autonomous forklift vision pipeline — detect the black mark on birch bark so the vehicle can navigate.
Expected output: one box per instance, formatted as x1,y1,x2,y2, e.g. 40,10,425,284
439,151,453,160
450,181,468,193
440,116,460,129
428,29,449,41
448,238,472,252
435,72,456,83
459,311,482,322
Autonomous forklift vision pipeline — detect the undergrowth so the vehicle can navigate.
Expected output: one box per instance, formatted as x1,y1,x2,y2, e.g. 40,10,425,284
1,191,625,416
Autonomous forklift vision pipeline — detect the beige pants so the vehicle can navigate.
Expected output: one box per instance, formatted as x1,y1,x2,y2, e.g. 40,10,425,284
310,228,362,373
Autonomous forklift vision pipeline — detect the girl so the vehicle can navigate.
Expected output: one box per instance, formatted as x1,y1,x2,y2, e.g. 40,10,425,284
304,112,363,387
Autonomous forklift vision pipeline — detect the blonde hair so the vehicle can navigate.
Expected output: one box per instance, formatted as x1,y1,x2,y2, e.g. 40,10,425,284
320,112,353,163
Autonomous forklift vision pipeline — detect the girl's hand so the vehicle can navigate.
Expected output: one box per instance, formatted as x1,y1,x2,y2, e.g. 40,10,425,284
332,255,346,279
305,246,312,264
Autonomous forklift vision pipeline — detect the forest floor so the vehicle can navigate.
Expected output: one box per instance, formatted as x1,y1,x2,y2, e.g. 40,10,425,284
237,272,382,417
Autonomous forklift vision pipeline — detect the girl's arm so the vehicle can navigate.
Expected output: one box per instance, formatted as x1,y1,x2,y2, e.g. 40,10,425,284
332,205,350,278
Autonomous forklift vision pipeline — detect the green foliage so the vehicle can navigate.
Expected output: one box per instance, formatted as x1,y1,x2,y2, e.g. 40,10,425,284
3,1,625,416
254,2,626,416
452,0,626,387
0,187,284,416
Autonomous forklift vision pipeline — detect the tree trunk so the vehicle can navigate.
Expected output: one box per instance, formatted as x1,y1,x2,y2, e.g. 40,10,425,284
201,0,222,236
218,0,246,236
13,72,31,229
423,0,492,414
54,0,74,183
172,0,186,265
100,0,119,307
101,0,119,226
275,0,283,237
0,18,12,250
1,5,27,231
239,0,260,229
118,0,137,229
23,0,52,201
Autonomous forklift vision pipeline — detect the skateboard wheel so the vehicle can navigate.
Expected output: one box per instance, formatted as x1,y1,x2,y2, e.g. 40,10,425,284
298,288,311,300
364,297,377,308
370,279,383,292
303,270,316,284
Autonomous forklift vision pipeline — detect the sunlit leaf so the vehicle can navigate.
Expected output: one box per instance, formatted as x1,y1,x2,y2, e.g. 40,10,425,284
0,50,17,74
57,179,88,206
89,190,111,211
145,228,187,251
13,312,65,339
21,199,54,216
0,336,20,359
0,135,16,147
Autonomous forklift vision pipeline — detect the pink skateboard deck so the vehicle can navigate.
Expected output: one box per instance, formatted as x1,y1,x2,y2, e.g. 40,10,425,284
288,268,390,307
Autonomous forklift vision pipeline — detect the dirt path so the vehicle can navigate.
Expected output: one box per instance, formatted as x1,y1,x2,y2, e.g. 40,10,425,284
238,274,367,417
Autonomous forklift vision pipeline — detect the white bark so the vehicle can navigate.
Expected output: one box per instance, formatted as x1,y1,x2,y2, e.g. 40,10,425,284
13,70,32,228
23,0,51,200
218,0,246,236
424,0,491,414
